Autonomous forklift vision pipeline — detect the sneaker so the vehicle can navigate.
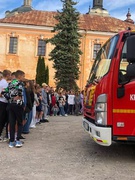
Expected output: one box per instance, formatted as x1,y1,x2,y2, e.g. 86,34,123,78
41,119,49,123
9,142,15,148
65,114,68,117
45,116,49,120
15,141,23,148
3,137,8,142
36,121,41,125
40,119,46,123
19,135,26,139
44,119,49,122
30,125,36,129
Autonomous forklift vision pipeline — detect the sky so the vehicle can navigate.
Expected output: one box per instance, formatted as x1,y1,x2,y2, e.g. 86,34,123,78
0,0,134,22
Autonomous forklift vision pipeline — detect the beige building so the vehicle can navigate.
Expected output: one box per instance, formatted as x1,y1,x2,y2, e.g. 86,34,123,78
0,0,134,89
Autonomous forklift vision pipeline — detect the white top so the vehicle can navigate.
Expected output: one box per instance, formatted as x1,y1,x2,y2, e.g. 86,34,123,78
68,95,75,105
62,95,66,101
0,79,8,103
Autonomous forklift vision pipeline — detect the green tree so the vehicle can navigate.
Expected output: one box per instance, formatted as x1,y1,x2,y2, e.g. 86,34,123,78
45,65,49,85
36,56,49,86
48,0,82,91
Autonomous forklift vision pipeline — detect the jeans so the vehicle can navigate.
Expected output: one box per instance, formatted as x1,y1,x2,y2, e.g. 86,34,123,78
59,106,65,116
64,102,68,114
42,104,48,119
53,110,58,116
23,110,32,133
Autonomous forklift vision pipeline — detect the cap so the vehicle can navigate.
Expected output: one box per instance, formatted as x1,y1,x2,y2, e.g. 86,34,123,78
42,83,48,87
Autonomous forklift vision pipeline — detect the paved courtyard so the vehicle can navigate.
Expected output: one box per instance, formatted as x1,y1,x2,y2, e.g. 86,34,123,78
0,115,135,180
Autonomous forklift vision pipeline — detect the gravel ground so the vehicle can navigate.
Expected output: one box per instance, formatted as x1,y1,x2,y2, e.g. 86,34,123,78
0,115,135,180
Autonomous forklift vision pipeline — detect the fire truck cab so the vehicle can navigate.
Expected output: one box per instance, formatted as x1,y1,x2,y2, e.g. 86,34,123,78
83,30,135,146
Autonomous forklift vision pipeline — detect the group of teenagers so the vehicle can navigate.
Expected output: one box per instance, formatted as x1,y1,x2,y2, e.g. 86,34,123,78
0,69,84,148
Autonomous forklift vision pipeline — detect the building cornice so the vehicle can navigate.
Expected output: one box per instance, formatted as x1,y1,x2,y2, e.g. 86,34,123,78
79,30,115,36
0,22,116,36
0,23,54,31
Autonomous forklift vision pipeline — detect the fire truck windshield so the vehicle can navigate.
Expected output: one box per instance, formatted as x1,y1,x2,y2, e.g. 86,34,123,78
88,35,119,83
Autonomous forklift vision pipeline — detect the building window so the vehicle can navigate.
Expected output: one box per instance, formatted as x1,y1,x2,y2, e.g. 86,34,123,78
37,39,46,56
93,44,101,59
9,37,18,54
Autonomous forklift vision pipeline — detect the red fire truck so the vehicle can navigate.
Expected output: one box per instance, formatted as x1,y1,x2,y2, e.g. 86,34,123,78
83,30,135,146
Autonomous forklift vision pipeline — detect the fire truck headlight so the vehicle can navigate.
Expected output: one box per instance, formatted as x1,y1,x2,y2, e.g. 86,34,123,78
95,103,106,111
95,94,107,126
96,110,107,125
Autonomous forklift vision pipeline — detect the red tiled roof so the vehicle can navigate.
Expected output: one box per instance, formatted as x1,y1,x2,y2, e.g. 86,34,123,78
0,11,57,27
0,10,135,33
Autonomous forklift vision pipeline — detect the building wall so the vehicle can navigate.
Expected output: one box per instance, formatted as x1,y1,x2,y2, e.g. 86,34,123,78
0,24,114,89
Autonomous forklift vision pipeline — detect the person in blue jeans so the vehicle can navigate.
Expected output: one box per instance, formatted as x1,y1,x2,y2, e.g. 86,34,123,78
22,80,33,134
58,93,65,116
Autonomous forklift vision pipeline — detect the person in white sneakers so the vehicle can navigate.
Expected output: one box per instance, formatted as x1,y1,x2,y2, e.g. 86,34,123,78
58,92,66,116
0,70,11,142
67,91,75,115
30,91,39,128
2,70,25,148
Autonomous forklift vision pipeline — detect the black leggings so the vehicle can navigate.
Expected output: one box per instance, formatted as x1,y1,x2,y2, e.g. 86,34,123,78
0,101,8,136
8,103,23,142
68,105,74,115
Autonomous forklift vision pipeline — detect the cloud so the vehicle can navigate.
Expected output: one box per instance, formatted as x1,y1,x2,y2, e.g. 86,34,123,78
75,0,91,7
0,12,5,19
104,0,135,11
0,0,21,18
34,0,90,12
34,0,62,11
0,0,12,18
104,0,135,22
0,0,19,10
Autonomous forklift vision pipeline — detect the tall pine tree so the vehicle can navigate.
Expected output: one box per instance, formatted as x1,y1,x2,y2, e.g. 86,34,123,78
48,0,82,90
36,56,49,86
45,66,49,85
